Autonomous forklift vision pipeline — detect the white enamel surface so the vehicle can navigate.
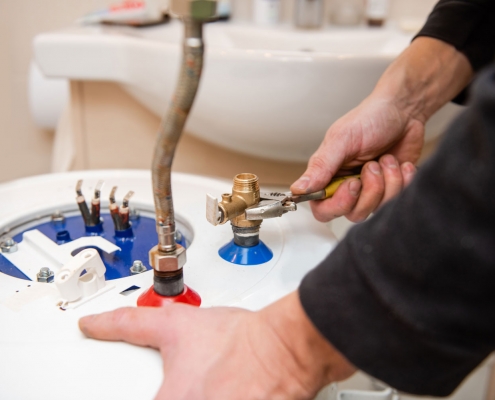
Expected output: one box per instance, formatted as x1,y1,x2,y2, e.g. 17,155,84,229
0,170,336,400
33,21,462,162
337,388,398,400
0,171,492,399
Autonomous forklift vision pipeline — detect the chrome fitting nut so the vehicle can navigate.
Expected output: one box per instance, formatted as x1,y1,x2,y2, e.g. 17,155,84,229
149,244,187,272
51,211,66,224
1,238,18,254
130,260,147,275
37,267,54,283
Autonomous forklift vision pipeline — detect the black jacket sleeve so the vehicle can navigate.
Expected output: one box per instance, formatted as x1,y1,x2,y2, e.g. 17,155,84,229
416,0,495,72
299,64,495,396
415,0,495,103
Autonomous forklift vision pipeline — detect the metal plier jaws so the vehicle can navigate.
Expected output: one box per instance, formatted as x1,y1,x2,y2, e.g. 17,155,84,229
245,192,297,221
207,174,361,225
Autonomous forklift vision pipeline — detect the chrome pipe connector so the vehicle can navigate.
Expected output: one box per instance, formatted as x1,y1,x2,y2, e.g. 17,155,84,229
157,223,177,253
232,226,260,247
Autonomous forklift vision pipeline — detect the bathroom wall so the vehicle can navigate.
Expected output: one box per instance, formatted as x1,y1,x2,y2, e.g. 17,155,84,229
232,0,438,23
0,0,116,183
0,0,439,183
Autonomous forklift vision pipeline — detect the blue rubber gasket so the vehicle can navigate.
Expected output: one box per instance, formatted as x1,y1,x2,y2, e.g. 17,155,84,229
0,213,187,281
218,240,273,265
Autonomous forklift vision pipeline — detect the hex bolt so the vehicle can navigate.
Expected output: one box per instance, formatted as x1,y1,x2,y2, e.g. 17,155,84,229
130,260,147,275
37,267,54,283
129,208,140,221
1,237,18,254
51,211,66,224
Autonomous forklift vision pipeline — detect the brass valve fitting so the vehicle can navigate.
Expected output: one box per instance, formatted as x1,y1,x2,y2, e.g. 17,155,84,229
206,173,268,247
217,173,262,229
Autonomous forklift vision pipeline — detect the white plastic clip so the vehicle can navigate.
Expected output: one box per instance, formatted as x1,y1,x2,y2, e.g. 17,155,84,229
55,248,112,309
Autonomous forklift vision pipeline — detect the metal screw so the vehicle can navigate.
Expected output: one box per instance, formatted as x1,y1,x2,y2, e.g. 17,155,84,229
51,211,66,223
37,267,54,283
130,260,147,275
175,230,183,243
129,208,140,221
1,237,18,253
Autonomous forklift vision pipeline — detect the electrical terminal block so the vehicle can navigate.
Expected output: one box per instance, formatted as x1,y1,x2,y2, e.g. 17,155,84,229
75,180,104,227
108,186,135,232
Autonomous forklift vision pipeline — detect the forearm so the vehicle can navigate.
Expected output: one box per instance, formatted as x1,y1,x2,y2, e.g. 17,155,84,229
372,37,472,124
299,66,495,395
258,292,356,391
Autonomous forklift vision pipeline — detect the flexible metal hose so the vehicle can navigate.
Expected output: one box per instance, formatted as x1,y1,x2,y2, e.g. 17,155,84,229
152,18,204,252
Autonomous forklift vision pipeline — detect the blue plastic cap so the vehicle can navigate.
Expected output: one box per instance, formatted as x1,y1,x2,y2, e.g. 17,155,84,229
85,222,104,235
114,226,134,239
218,240,273,265
56,230,72,244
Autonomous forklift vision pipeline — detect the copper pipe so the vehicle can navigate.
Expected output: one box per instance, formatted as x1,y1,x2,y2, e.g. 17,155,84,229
151,17,204,252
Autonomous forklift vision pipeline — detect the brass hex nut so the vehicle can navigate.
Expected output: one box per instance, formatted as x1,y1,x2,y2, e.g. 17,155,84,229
191,0,217,19
171,0,217,19
149,244,187,272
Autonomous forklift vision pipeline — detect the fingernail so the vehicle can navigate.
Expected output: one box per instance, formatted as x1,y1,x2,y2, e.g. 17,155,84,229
369,162,382,175
348,179,362,196
402,162,416,175
382,155,398,169
79,314,96,333
80,314,96,322
293,176,310,191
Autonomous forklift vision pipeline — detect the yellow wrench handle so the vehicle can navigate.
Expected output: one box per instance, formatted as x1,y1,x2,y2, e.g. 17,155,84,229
324,174,361,198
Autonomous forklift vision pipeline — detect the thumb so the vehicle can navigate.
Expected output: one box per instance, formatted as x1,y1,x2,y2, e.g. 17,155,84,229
79,307,168,349
291,143,346,194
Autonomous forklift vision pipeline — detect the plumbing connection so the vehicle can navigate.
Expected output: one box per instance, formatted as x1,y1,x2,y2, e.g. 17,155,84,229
206,172,360,265
145,0,217,302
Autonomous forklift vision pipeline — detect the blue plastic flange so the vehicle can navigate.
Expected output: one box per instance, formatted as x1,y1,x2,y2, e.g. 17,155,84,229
0,213,188,281
56,230,72,244
85,222,104,235
114,226,134,239
218,240,273,265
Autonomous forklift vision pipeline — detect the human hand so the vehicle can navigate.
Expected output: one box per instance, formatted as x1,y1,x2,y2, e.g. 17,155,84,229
291,96,420,222
291,37,473,223
79,292,356,400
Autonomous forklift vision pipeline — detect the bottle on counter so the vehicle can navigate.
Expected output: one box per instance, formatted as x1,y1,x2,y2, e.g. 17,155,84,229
217,0,232,20
365,0,390,26
329,0,364,26
294,0,325,29
253,0,281,25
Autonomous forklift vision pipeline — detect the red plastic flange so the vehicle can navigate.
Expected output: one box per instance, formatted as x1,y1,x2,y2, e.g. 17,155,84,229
137,284,201,307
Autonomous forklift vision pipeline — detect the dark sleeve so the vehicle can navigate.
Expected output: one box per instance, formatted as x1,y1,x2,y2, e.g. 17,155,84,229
414,0,495,103
299,64,495,396
416,0,495,71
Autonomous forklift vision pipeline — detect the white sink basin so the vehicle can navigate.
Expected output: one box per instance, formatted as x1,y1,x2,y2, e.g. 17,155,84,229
34,20,461,162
